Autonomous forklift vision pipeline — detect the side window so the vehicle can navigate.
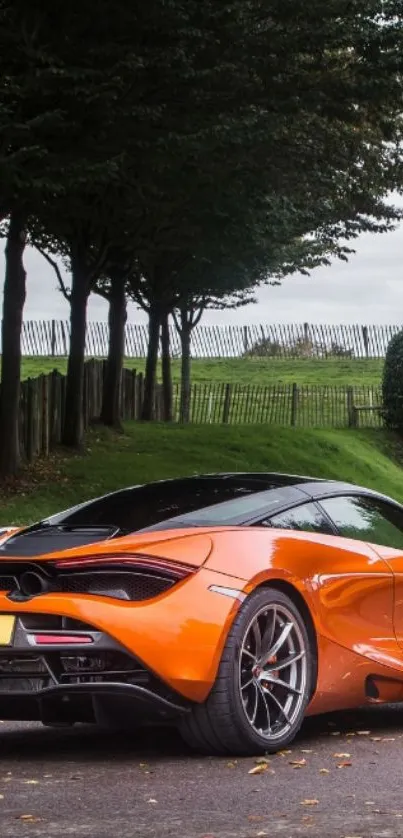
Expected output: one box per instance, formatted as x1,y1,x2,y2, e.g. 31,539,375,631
262,502,334,535
320,496,403,550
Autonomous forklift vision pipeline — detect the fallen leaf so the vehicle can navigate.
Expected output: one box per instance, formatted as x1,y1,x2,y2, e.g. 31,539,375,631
248,815,264,822
333,753,351,759
346,733,356,737
337,762,352,768
371,737,382,742
23,780,39,785
356,731,371,736
227,762,237,769
16,815,42,823
248,764,270,775
289,759,307,767
147,799,157,804
330,731,341,736
382,737,396,742
300,749,313,754
277,749,292,756
255,757,270,765
319,768,330,774
300,800,319,806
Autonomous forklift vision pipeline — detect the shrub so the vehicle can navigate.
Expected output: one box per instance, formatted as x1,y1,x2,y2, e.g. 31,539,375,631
244,338,283,358
382,331,403,430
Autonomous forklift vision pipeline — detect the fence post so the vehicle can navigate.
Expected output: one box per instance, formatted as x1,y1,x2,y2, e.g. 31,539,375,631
362,326,369,358
291,383,299,427
26,379,34,462
222,384,232,424
243,325,249,355
347,386,358,428
41,375,50,456
137,373,144,419
50,319,56,357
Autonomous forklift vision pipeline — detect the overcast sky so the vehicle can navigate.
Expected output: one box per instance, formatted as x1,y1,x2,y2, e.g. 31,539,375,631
2,204,403,326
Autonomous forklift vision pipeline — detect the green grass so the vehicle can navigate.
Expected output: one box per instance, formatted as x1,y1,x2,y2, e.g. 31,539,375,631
1,423,402,526
19,357,384,387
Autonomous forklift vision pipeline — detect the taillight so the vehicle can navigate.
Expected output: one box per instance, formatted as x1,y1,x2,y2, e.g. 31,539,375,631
53,553,197,580
30,634,93,645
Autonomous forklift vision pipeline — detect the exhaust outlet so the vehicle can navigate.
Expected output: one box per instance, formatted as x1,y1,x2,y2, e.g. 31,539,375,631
19,571,51,597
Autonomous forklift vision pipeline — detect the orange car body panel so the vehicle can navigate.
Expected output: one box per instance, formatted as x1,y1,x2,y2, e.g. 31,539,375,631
1,525,403,711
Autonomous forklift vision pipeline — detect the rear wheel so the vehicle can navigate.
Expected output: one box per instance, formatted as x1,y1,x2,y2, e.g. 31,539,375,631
179,588,313,755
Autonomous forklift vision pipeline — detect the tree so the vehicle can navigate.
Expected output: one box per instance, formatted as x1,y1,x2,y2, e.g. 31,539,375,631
0,214,27,475
0,2,76,474
100,0,403,427
99,268,128,429
92,256,134,430
383,332,403,431
0,0,153,464
160,312,173,422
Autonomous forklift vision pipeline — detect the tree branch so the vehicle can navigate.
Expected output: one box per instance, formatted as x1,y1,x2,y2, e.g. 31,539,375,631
33,242,71,301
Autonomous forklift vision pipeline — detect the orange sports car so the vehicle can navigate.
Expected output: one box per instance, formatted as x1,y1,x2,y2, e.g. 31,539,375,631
1,471,403,755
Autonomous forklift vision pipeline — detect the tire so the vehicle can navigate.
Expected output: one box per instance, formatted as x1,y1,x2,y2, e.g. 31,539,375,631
179,588,313,756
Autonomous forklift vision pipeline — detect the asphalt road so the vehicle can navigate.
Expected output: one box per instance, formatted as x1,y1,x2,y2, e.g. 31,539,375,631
0,706,402,838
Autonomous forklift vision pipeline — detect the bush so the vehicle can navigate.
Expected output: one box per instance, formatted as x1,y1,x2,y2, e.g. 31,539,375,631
244,338,283,358
382,331,403,430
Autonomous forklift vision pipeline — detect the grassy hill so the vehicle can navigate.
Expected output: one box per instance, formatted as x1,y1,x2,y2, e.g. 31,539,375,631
1,423,401,525
20,357,384,387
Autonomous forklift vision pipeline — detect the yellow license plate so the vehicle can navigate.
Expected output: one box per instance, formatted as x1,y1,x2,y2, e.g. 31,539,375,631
0,616,15,645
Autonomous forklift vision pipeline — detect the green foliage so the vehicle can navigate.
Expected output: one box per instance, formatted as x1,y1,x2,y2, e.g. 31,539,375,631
244,337,355,359
245,339,284,358
382,332,403,430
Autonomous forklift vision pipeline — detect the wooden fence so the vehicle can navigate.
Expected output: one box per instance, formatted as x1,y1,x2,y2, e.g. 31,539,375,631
19,361,384,462
19,319,403,359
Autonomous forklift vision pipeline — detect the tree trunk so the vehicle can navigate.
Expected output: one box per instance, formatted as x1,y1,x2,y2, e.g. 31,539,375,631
0,212,27,477
180,325,192,423
141,302,161,421
160,311,172,422
100,272,127,428
62,258,89,447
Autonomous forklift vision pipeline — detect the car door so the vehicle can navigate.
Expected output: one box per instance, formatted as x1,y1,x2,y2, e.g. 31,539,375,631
318,494,403,650
264,499,398,665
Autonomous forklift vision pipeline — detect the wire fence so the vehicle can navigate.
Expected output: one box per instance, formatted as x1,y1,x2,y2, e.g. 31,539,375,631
19,320,402,359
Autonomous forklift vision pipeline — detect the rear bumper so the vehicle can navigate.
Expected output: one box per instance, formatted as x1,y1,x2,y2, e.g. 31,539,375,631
0,681,190,725
0,567,245,702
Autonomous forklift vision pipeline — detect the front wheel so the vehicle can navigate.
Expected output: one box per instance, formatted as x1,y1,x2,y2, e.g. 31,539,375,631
179,588,313,755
